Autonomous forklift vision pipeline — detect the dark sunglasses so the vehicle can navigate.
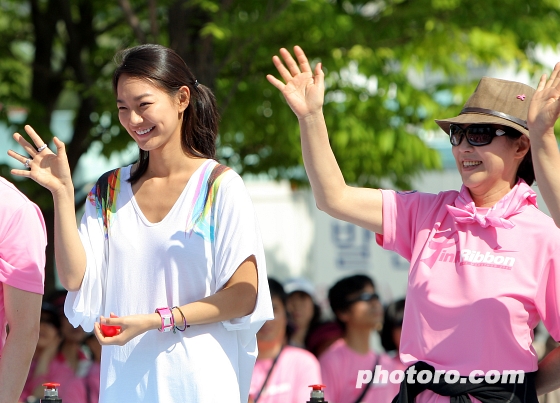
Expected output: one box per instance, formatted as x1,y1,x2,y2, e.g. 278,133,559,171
345,292,380,306
449,124,515,147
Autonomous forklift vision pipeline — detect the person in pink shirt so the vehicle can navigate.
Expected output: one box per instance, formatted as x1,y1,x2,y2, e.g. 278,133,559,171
21,297,91,403
319,274,396,403
20,302,62,402
84,333,101,403
267,46,560,403
0,176,46,403
249,278,322,403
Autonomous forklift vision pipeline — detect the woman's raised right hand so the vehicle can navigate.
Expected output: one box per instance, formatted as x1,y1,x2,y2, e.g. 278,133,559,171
7,125,74,196
267,46,325,120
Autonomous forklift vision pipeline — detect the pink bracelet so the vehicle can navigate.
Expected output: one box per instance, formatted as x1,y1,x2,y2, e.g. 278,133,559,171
155,307,174,332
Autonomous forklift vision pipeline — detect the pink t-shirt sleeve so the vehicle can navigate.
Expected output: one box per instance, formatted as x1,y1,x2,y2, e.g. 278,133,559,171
0,199,46,294
376,189,435,261
535,247,560,341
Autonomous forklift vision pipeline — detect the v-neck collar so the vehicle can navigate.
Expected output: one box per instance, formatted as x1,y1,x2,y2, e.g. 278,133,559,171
126,159,214,226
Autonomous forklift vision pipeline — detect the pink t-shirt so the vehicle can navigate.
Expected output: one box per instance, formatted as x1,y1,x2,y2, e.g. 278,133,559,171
250,345,322,403
85,361,100,403
319,338,400,403
376,184,560,401
0,177,46,350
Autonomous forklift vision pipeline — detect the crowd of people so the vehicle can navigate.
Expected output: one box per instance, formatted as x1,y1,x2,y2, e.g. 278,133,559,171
1,42,560,403
14,271,407,403
6,270,560,403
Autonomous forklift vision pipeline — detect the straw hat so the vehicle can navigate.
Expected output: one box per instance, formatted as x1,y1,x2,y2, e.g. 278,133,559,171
435,77,535,136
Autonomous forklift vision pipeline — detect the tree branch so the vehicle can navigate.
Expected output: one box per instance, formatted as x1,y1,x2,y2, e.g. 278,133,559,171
118,0,146,43
148,0,159,41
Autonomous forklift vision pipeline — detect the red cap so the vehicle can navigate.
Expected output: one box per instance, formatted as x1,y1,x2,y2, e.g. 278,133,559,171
42,383,60,389
308,384,326,391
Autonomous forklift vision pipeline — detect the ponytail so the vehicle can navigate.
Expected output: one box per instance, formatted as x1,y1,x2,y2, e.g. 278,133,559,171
181,83,219,161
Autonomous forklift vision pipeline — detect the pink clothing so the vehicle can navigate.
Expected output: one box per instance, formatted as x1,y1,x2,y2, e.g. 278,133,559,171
319,338,399,403
20,351,90,403
0,177,46,350
250,345,322,403
85,361,100,403
376,181,560,403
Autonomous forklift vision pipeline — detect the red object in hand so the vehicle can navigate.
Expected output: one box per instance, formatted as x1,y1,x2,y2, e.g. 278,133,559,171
100,313,121,337
100,323,121,337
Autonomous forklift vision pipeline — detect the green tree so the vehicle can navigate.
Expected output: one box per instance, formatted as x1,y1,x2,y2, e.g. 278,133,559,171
1,0,559,293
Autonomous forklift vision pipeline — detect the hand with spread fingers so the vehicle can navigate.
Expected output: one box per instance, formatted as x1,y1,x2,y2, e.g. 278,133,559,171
528,62,560,228
266,46,325,120
528,62,560,138
7,125,73,195
266,46,384,235
8,124,87,292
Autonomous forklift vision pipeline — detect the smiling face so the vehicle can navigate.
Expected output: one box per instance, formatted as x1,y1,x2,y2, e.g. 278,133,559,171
116,74,189,153
451,124,530,202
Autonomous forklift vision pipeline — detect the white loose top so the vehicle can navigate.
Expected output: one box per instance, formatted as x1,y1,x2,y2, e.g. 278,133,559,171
65,159,273,402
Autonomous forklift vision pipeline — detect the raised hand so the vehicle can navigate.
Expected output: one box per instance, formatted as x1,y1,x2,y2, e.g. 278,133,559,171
7,125,74,195
266,46,324,119
528,62,560,138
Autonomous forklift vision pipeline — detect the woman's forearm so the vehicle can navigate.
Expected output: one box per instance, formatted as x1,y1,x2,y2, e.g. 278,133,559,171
0,329,38,403
98,257,259,345
536,345,560,395
52,186,87,291
127,279,258,334
299,112,348,214
0,287,42,403
175,281,257,326
174,257,258,326
532,131,560,227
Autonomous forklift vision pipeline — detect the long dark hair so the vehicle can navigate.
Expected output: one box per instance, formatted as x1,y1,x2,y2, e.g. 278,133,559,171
268,277,294,341
380,298,405,352
112,44,219,184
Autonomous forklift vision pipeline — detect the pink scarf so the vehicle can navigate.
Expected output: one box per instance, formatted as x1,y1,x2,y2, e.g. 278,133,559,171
446,179,538,229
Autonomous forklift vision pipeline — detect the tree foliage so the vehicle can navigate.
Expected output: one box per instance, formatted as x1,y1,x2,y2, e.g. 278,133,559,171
1,0,559,291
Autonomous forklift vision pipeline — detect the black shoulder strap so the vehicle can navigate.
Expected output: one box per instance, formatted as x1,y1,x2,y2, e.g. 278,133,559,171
353,353,381,403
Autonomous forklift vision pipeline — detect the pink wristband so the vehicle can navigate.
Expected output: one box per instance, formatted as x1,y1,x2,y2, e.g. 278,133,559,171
155,307,174,332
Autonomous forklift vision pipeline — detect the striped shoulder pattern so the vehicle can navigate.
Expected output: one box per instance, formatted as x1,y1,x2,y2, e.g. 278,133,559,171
186,163,232,242
87,168,122,238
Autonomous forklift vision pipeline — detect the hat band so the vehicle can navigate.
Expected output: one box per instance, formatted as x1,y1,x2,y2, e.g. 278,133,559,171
460,107,528,130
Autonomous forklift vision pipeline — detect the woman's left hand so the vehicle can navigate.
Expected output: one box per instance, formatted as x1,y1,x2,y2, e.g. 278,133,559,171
93,312,157,346
528,62,560,139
